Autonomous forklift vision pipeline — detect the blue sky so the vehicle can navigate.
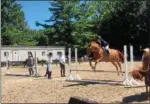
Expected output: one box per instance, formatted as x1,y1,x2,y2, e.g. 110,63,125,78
17,1,52,30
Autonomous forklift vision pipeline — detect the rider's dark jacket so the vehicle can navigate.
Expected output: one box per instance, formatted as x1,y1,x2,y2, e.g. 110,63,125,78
97,39,108,47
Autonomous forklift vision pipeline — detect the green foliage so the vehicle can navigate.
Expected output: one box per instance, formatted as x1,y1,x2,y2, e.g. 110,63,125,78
36,0,149,56
99,0,149,54
2,0,149,57
1,0,39,46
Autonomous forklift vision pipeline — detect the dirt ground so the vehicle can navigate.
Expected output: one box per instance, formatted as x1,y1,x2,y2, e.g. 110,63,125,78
1,61,149,103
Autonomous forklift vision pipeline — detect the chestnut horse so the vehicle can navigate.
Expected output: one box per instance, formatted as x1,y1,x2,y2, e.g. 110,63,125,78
87,41,124,75
131,48,150,101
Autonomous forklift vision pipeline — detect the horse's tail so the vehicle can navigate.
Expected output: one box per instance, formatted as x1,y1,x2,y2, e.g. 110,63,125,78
117,51,124,63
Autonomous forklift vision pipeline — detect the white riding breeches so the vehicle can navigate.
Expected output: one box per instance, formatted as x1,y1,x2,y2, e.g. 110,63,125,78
105,45,109,50
142,54,144,61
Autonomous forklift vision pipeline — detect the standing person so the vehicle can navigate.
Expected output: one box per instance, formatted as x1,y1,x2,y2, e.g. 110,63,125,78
26,52,35,76
44,53,53,79
57,52,66,77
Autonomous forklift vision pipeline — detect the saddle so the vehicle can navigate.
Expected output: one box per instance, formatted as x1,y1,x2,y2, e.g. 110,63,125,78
102,47,109,56
101,47,109,62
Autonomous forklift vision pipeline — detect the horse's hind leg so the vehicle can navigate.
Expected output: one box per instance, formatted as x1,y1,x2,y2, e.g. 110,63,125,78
111,62,119,75
89,59,94,70
117,61,123,76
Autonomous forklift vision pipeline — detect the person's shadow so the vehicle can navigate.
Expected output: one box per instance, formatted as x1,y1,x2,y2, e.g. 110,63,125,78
122,92,149,103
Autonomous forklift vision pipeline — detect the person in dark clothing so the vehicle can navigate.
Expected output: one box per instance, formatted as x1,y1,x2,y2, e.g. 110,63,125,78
26,52,35,76
97,36,110,55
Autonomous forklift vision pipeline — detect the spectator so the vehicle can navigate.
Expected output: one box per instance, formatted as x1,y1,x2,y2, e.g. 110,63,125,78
26,52,35,76
57,52,66,77
44,53,53,79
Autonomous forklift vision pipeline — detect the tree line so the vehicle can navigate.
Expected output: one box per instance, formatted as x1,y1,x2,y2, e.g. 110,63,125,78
2,0,150,57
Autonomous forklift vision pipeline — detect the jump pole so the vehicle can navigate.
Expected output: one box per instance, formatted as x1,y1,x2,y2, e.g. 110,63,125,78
6,53,10,74
6,55,9,70
74,48,81,80
129,45,139,85
75,48,77,71
69,48,71,73
66,48,74,80
130,45,134,72
34,51,41,77
123,45,132,86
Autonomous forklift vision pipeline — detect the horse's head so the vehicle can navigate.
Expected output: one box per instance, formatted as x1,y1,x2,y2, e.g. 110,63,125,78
86,41,101,55
131,69,144,81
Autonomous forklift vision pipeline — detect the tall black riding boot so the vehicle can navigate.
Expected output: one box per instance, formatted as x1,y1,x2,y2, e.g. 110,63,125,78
48,71,52,79
106,50,110,55
61,70,63,77
49,71,52,78
63,65,66,77
29,68,31,76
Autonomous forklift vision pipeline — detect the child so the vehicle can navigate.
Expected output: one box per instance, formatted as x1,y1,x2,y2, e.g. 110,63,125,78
44,53,53,79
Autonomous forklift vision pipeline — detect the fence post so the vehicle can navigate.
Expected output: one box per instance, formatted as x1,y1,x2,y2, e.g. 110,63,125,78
129,45,139,85
34,51,40,77
66,48,74,80
69,48,71,72
123,45,132,86
75,48,77,70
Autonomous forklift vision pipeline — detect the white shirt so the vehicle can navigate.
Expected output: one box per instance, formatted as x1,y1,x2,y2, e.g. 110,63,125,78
57,55,65,64
47,57,53,71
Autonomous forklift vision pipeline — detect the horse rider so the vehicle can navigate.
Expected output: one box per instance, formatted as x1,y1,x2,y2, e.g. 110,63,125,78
97,36,110,55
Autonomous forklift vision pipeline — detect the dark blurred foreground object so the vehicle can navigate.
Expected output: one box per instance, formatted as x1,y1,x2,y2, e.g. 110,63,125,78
131,48,150,102
68,96,99,104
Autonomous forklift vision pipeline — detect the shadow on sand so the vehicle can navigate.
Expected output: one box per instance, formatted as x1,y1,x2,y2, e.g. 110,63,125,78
5,73,30,77
122,92,149,103
65,79,149,103
64,79,124,87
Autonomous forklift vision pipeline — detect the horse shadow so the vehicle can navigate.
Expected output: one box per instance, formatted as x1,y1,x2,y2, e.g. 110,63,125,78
64,79,123,87
122,92,149,103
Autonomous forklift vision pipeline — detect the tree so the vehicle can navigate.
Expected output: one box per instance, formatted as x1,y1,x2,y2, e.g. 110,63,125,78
36,0,78,47
98,0,149,55
35,0,149,56
1,0,38,46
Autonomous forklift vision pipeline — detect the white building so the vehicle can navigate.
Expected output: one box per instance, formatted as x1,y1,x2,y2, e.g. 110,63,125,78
1,46,65,62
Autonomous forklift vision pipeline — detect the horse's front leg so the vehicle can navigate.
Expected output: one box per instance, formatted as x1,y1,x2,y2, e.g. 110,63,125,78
91,57,103,71
146,85,149,100
93,62,97,71
89,59,95,70
89,60,97,71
